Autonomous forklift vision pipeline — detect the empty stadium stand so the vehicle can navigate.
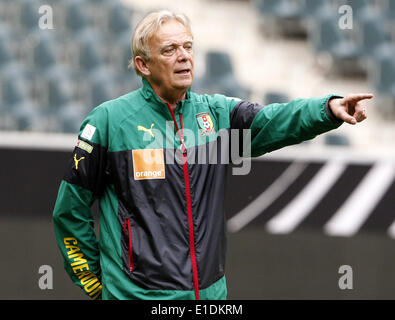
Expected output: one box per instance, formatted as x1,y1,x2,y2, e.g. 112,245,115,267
0,0,139,132
253,0,395,116
1,0,393,133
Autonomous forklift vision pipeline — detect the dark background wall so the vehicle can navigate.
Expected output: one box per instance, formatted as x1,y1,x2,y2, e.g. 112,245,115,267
1,147,394,300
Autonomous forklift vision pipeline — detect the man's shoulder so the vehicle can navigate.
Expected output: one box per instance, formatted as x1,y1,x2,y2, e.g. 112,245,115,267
80,88,145,145
189,91,242,110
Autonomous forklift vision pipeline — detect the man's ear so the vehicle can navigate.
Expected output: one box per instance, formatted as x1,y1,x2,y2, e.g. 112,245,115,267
134,56,151,76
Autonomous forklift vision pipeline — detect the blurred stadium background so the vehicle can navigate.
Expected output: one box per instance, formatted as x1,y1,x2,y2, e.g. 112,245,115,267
0,0,394,299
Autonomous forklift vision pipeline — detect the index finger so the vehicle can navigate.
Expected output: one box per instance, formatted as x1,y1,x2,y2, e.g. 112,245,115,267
344,93,374,102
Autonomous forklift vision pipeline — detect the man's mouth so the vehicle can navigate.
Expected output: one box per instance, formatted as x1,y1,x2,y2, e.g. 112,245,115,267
175,68,191,75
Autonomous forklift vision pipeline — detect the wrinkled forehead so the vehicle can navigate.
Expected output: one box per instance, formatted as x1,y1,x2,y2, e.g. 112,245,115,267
149,19,193,49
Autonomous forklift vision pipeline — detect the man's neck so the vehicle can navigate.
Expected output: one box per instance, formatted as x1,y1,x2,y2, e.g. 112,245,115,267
149,82,188,112
159,92,187,112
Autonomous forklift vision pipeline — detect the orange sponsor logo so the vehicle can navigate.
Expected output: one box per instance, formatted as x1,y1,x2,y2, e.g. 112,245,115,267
132,149,165,180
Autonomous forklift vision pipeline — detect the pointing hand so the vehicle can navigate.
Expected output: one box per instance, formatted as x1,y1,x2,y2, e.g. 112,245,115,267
329,94,374,125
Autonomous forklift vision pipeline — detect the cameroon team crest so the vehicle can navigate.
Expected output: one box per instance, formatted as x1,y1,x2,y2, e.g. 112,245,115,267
195,112,215,136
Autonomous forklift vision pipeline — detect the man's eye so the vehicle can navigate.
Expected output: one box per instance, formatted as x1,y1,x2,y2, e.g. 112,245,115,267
163,47,175,55
184,44,193,51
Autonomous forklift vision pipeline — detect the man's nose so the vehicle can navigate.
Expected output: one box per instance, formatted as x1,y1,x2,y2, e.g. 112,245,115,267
177,47,192,61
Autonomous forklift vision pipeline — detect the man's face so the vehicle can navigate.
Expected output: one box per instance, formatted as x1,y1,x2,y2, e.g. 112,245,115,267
145,19,194,96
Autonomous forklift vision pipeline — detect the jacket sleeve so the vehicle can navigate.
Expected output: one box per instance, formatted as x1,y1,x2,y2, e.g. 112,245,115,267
229,94,343,157
52,105,109,299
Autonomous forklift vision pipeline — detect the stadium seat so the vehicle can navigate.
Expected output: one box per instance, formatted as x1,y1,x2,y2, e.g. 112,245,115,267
207,51,237,79
0,0,14,21
77,35,105,73
343,0,375,18
107,3,133,36
310,12,350,55
252,0,280,37
57,102,88,133
383,0,395,33
357,12,391,57
0,35,13,70
88,77,116,108
193,51,250,100
309,11,364,75
0,21,16,49
118,71,142,96
26,63,73,110
309,13,338,52
106,30,132,70
121,37,133,70
32,35,57,70
253,0,279,14
264,91,290,105
47,77,73,110
303,0,326,16
254,0,308,37
19,0,40,33
0,61,30,85
324,134,351,146
1,74,40,130
368,43,395,94
10,100,40,131
1,76,29,108
65,0,90,35
386,0,395,19
72,63,116,107
0,108,17,131
86,0,119,6
110,33,141,94
275,0,305,20
85,0,133,38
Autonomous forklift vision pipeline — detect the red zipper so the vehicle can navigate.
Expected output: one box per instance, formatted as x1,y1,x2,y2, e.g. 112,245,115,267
166,103,199,300
124,218,134,272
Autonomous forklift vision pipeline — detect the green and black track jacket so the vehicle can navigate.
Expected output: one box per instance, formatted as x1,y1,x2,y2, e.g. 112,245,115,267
52,78,343,300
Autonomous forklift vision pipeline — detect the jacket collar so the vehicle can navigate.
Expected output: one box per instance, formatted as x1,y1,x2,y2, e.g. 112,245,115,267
140,78,191,115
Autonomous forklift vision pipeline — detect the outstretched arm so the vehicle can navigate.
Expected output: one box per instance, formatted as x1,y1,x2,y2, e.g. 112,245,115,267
228,93,374,158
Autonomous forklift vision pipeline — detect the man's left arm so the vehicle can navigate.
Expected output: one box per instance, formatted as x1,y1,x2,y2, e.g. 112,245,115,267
229,93,373,157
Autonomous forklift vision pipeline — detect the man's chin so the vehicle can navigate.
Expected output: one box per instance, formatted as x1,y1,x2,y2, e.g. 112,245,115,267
173,79,193,90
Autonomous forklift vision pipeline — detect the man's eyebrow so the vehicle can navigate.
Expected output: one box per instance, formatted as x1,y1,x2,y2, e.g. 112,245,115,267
160,40,193,49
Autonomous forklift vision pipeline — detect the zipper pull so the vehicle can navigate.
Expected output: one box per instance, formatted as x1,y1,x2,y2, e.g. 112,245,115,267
180,138,187,155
